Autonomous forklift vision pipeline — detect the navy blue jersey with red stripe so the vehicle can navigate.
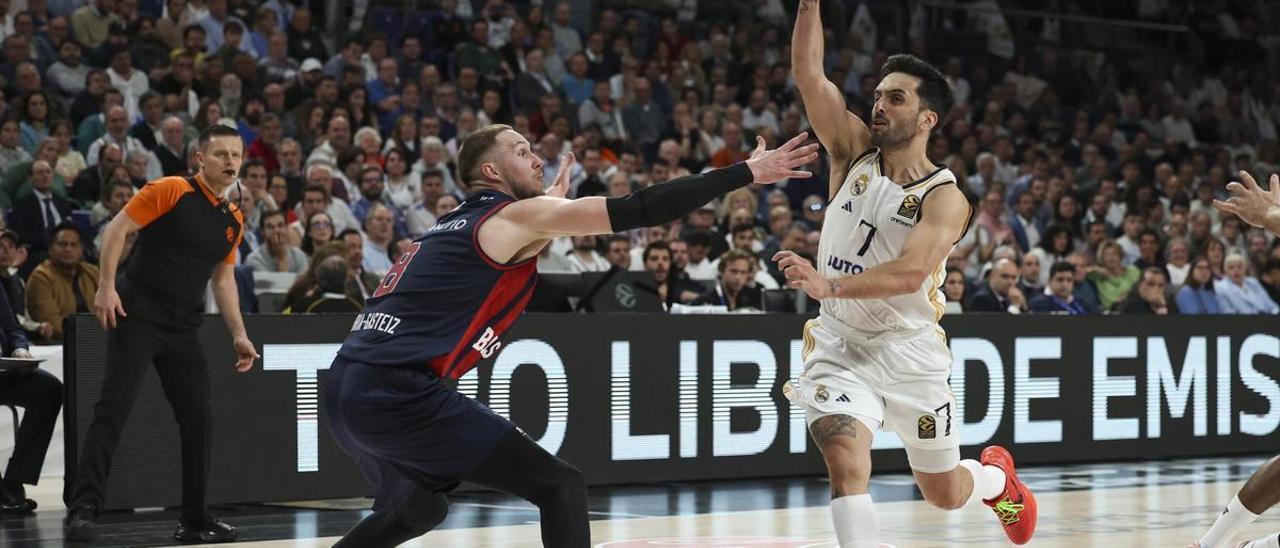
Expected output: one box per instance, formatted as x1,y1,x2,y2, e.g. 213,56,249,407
337,189,537,379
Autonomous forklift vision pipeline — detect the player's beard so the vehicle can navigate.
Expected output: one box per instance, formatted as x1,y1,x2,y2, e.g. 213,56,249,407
511,176,544,200
870,118,917,151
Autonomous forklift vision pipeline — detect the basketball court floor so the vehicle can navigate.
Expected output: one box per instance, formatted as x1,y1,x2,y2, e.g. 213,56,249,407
2,454,1276,547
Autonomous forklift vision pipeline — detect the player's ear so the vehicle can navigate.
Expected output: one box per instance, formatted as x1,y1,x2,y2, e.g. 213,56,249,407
479,160,499,181
920,109,938,132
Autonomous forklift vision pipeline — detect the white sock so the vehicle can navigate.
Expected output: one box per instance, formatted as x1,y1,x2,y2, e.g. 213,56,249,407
959,459,1006,507
831,494,880,548
1243,532,1280,548
1200,496,1262,548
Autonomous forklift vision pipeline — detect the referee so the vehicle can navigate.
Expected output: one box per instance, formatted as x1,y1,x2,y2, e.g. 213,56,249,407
65,124,259,543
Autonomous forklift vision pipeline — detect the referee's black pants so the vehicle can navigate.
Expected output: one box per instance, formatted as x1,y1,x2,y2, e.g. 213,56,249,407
67,314,212,522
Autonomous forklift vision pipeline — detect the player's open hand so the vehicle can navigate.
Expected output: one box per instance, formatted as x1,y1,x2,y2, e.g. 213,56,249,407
773,250,835,300
746,133,819,184
546,151,575,199
233,335,259,373
1214,171,1280,229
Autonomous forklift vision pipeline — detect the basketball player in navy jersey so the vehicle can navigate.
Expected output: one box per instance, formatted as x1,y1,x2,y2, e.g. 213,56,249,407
1187,170,1280,548
325,124,817,547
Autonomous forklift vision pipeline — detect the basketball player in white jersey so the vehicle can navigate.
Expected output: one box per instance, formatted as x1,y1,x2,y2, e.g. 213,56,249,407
774,1,1038,546
1186,170,1280,548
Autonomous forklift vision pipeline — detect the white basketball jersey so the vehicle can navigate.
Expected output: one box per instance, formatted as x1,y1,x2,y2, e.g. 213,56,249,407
817,148,961,335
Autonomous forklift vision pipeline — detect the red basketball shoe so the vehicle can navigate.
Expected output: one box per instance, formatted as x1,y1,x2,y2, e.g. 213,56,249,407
981,445,1038,545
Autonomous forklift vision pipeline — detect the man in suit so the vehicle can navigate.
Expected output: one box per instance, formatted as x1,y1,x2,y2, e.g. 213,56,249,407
966,258,1026,313
1030,261,1093,314
71,143,123,207
0,270,61,514
511,48,556,115
1008,190,1044,253
154,116,188,176
11,160,75,276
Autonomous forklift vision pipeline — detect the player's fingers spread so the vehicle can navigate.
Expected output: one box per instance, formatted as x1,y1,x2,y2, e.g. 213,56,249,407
788,143,819,159
1240,170,1259,190
772,250,793,262
754,135,766,154
782,132,807,151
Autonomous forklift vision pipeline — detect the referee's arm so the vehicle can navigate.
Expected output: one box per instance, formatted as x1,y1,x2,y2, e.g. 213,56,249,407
210,262,257,372
94,212,141,329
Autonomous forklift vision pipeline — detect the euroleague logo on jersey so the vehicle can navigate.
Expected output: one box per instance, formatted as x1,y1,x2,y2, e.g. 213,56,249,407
896,194,921,218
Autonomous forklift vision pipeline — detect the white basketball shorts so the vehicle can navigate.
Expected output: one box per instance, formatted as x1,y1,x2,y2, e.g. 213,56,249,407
790,317,960,473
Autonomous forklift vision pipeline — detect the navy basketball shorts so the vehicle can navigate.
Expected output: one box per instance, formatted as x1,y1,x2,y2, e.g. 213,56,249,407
323,357,516,504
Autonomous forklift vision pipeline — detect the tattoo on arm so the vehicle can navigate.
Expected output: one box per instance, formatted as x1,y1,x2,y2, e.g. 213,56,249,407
800,0,816,12
809,414,859,446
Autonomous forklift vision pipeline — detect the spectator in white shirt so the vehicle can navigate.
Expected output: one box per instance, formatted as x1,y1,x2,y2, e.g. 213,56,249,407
86,105,160,180
106,47,148,124
1214,253,1279,314
565,234,610,273
405,170,448,238
360,202,396,277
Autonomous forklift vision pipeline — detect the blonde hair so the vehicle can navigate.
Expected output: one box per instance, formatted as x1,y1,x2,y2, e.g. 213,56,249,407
718,187,759,223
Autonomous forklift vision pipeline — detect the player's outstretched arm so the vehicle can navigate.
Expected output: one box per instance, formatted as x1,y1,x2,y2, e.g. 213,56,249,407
792,0,870,176
775,184,969,300
1214,171,1280,235
497,134,818,240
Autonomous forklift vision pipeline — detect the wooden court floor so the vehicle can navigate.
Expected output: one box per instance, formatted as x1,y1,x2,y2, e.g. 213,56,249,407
182,464,1278,547
9,456,1278,547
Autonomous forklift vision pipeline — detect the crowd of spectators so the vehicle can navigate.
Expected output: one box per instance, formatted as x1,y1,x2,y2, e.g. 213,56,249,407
0,0,1269,328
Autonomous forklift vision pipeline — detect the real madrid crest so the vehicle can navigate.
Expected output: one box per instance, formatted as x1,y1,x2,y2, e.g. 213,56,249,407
815,384,830,404
850,174,869,196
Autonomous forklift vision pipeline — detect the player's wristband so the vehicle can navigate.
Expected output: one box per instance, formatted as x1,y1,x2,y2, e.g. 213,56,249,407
605,162,754,232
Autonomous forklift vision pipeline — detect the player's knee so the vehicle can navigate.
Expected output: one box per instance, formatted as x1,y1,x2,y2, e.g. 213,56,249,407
396,493,449,535
545,461,587,503
527,458,587,508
